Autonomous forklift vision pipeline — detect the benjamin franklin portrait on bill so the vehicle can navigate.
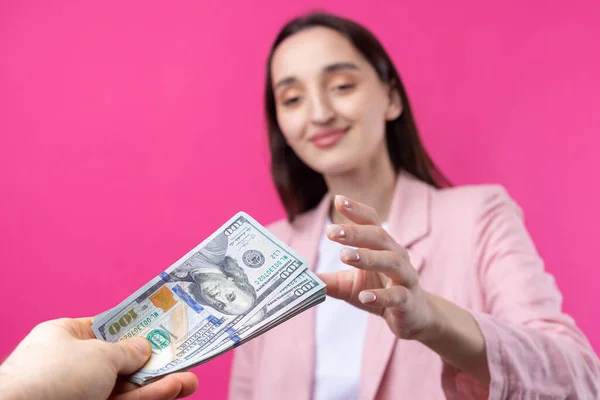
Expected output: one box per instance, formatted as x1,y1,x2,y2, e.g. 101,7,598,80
169,233,257,316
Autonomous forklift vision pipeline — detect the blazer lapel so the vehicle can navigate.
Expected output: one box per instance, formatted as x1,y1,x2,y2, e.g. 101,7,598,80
387,171,432,260
359,171,431,400
279,194,331,399
290,193,332,272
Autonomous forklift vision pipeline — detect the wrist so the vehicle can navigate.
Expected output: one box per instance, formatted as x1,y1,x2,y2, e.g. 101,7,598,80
416,291,448,344
413,293,491,383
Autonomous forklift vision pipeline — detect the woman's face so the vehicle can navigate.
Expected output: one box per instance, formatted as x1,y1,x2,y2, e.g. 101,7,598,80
270,27,401,176
198,274,254,315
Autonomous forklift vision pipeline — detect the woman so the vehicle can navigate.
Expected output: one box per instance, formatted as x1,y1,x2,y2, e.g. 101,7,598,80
229,11,600,400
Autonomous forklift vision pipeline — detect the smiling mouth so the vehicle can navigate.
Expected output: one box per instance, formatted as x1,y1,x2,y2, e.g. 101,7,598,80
309,127,350,149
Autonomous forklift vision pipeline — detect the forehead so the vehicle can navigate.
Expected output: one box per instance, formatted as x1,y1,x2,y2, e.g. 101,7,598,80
271,27,366,81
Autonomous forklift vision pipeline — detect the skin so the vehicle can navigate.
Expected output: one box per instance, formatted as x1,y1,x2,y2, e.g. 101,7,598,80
270,26,491,383
0,318,198,400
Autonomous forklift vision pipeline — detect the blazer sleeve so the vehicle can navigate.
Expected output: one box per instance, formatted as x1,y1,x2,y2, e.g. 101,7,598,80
441,186,600,400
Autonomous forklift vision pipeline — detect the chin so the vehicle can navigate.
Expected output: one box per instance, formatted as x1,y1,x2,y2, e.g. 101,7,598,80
303,147,364,176
310,159,361,176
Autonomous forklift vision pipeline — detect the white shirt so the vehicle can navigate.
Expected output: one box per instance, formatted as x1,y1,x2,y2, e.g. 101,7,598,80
313,219,389,400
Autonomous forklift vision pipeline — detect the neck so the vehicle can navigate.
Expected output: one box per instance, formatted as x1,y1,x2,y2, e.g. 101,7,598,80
324,145,397,225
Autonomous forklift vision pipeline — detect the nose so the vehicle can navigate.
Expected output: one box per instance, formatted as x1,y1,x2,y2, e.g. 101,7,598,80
308,90,335,125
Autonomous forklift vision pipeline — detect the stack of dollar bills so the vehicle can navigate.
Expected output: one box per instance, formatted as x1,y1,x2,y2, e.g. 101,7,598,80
92,212,326,385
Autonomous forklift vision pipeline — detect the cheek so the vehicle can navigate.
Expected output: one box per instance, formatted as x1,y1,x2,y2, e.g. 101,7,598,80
231,286,246,300
332,94,365,120
239,292,253,306
276,108,306,143
335,89,385,125
342,92,387,140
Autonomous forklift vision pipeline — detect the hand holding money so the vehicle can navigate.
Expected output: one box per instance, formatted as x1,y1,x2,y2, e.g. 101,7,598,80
0,317,198,400
92,212,326,385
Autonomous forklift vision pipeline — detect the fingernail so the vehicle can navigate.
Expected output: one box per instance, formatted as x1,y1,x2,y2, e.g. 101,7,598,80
336,195,351,209
359,292,377,303
327,224,345,238
341,248,360,261
128,337,151,355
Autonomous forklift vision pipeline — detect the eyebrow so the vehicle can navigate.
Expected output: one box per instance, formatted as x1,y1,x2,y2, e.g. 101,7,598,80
324,62,359,73
274,62,360,89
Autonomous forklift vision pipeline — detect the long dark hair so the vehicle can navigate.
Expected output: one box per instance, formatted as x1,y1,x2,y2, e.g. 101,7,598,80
265,11,451,222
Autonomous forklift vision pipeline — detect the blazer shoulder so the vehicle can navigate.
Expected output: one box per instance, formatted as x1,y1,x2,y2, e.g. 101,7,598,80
432,183,523,222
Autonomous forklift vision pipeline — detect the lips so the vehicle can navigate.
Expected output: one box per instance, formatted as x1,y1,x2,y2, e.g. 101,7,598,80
309,127,349,149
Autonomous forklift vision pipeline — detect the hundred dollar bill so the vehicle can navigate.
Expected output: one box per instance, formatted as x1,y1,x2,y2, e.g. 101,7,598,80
93,307,116,323
92,211,311,384
205,270,325,354
134,270,326,386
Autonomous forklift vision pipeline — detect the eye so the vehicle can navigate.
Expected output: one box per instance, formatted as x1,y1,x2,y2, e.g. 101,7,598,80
283,96,301,106
334,83,356,91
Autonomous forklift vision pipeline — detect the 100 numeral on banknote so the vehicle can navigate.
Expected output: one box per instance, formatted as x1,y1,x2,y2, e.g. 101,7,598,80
92,212,310,383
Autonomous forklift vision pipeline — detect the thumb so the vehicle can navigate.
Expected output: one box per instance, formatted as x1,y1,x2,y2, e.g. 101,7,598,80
106,337,152,375
317,270,355,301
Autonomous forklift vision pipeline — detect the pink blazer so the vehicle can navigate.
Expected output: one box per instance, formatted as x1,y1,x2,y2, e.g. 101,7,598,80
228,171,600,399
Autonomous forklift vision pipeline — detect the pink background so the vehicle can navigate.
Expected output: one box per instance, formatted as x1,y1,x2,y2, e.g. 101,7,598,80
1,1,599,398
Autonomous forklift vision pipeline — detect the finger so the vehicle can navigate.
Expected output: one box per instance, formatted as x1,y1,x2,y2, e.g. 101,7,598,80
340,248,417,287
317,270,357,302
358,285,412,309
333,195,381,225
71,317,95,339
111,379,138,396
112,371,197,396
104,337,152,375
171,372,198,399
110,372,198,400
50,317,96,340
318,271,385,315
326,223,404,255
